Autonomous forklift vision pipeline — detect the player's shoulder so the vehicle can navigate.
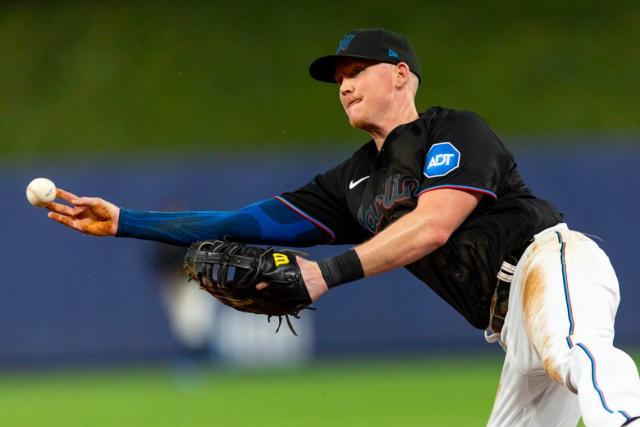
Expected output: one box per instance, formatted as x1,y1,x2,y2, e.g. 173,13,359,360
421,106,491,130
423,106,503,145
421,106,510,156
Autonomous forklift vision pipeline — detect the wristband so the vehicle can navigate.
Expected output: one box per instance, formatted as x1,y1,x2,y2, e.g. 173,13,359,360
317,249,364,288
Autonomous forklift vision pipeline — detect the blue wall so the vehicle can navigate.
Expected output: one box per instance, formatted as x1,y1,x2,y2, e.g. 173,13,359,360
1,143,639,366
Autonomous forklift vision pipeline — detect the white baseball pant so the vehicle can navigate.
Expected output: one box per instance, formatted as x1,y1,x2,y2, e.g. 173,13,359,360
487,223,640,427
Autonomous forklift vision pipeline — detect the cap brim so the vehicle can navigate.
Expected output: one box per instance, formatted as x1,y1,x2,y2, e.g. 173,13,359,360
309,54,387,83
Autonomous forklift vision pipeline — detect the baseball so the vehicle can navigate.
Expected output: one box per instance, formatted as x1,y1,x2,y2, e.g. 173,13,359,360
26,177,57,207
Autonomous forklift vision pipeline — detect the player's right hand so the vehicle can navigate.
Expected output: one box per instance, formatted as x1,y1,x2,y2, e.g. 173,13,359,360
46,189,119,236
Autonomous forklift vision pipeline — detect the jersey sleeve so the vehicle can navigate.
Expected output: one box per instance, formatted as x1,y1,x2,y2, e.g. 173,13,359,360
278,159,368,245
419,110,511,200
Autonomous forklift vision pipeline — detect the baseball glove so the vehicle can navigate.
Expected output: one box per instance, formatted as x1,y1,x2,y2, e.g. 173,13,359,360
183,240,312,334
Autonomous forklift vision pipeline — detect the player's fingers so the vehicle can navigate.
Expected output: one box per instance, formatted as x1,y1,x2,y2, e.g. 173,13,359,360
70,197,93,206
48,212,82,232
45,201,75,216
46,200,88,218
56,188,81,204
256,282,270,290
73,197,104,207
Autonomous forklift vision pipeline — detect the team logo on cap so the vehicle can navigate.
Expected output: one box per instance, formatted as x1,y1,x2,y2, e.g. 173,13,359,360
424,142,460,178
336,33,356,53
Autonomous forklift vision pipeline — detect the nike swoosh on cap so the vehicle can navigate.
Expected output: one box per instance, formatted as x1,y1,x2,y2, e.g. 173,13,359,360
349,176,370,189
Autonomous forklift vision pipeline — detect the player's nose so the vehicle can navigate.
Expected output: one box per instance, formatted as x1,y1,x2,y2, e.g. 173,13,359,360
339,77,354,96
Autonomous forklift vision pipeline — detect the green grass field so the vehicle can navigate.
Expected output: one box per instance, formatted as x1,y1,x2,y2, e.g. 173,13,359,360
0,356,502,427
1,353,637,427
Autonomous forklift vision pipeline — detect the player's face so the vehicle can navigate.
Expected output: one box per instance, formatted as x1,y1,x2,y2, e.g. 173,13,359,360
335,59,395,131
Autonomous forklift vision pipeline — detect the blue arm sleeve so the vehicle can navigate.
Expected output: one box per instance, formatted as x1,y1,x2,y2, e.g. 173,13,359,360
115,198,332,247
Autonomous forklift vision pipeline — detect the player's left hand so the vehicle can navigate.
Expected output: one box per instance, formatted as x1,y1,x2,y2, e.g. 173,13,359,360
256,256,329,301
184,241,321,333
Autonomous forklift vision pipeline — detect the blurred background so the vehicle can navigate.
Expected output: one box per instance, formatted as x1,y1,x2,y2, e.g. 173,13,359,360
1,1,639,426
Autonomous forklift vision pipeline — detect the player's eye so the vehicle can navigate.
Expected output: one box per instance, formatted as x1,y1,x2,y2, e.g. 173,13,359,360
351,66,364,77
335,64,366,83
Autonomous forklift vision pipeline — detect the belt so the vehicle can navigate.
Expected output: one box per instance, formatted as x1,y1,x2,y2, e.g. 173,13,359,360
488,260,516,334
484,246,527,344
484,225,569,344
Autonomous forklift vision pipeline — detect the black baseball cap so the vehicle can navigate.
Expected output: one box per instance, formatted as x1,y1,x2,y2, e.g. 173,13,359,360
309,28,421,84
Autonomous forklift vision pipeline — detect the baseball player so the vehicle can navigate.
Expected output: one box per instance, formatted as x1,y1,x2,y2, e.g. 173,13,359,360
45,28,640,426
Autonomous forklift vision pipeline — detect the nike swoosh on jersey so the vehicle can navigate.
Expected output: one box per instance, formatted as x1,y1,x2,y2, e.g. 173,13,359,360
349,176,370,189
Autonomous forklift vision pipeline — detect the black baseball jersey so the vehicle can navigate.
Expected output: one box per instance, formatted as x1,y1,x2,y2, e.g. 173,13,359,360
280,107,563,329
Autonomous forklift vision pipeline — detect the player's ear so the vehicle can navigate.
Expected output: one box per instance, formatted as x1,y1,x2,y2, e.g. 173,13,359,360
394,62,411,89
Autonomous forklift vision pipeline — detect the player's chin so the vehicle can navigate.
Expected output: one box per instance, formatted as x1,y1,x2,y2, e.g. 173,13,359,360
346,114,369,130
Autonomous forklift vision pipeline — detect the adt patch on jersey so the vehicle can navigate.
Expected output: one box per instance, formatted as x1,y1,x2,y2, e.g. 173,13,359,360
424,142,461,178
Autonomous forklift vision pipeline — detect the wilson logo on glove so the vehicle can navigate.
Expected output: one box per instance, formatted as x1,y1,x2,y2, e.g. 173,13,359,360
273,253,290,267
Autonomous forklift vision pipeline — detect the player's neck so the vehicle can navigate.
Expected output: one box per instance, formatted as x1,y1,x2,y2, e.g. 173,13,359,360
369,105,419,150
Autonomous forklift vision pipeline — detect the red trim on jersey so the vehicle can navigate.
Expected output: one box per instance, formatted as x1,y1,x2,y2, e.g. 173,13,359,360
273,196,336,244
418,185,498,199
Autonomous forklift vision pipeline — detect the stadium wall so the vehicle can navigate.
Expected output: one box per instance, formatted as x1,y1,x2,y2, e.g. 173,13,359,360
1,143,639,366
